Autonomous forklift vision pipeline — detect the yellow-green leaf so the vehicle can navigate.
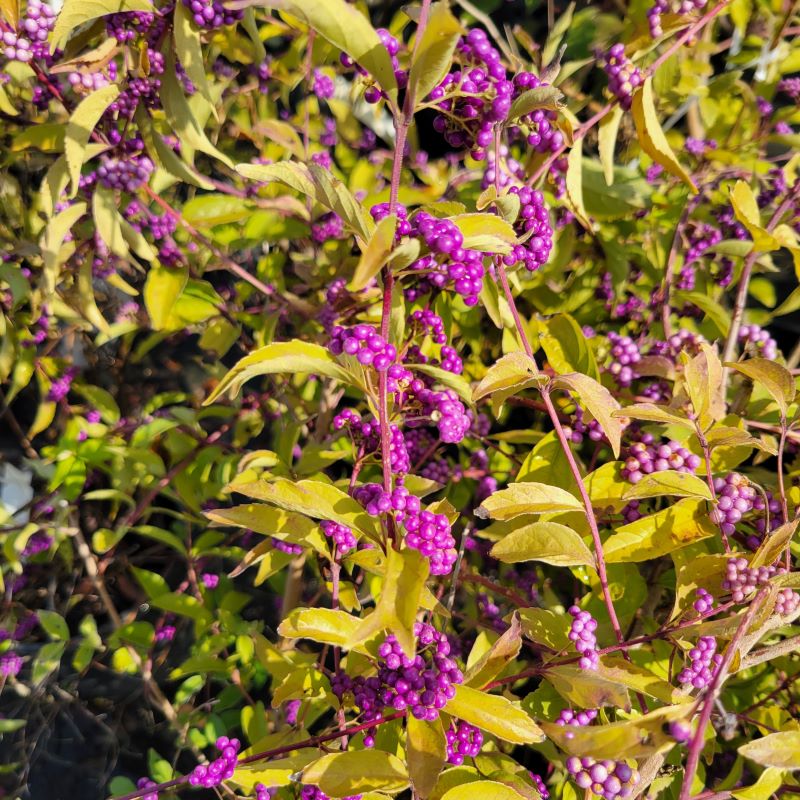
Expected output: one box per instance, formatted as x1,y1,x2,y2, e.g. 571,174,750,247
51,0,152,50
726,358,795,418
730,181,780,252
204,340,356,404
302,750,409,797
598,106,623,186
350,214,396,291
144,265,188,330
407,2,462,108
622,470,712,501
452,213,516,254
603,498,718,562
65,85,120,196
92,185,127,258
407,716,447,799
277,608,361,648
473,351,544,403
631,78,697,192
476,482,583,520
738,732,800,769
41,202,87,295
490,521,594,567
440,782,527,800
174,2,214,107
563,138,591,230
444,685,544,744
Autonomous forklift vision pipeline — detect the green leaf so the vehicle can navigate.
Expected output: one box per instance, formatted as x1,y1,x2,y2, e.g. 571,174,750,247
727,358,795,418
631,78,697,192
731,767,786,800
32,641,66,685
584,462,629,514
476,482,583,520
182,194,252,227
302,750,409,797
490,521,594,567
540,314,599,380
131,566,170,599
729,181,780,252
508,86,564,121
472,352,544,405
541,703,692,760
738,732,800,769
41,202,87,295
563,138,592,230
412,363,473,405
65,85,120,197
144,265,188,331
603,498,718,562
237,0,398,109
92,186,128,257
407,2,462,108
452,213,516,254
545,664,630,709
464,613,523,689
162,51,233,168
173,2,214,107
38,610,69,641
517,608,571,651
553,372,623,458
205,341,356,404
151,592,212,625
232,755,318,793
407,716,447,799
350,214,395,291
228,478,380,539
51,0,153,50
353,547,429,657
277,608,361,648
622,470,712,501
681,344,726,427
440,782,527,800
444,685,544,744
598,106,623,186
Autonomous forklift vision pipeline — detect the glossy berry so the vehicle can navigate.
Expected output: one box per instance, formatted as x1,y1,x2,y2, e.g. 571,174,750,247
446,720,483,764
188,737,240,788
565,756,640,799
136,778,158,800
320,520,357,555
329,324,397,371
568,606,599,669
606,333,641,387
602,44,642,110
677,636,722,689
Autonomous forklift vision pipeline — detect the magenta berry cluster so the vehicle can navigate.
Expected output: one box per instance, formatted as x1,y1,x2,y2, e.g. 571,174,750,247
648,0,707,38
320,520,357,555
341,28,406,104
329,324,397,371
606,332,641,387
135,778,158,800
555,707,599,738
181,0,243,29
568,606,599,669
502,186,553,272
722,557,797,610
621,437,701,484
301,786,361,800
602,45,642,110
677,636,722,689
565,756,640,799
710,473,757,539
188,736,240,788
738,324,778,360
445,720,483,764
693,588,715,615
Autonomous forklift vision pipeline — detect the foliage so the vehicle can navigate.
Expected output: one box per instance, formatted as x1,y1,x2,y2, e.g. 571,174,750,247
0,0,800,799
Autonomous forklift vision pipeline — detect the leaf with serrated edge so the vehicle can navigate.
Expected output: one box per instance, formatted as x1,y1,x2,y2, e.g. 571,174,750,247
603,498,718,562
553,372,623,458
490,521,594,567
727,358,795,418
302,750,409,797
444,685,544,744
477,482,582,520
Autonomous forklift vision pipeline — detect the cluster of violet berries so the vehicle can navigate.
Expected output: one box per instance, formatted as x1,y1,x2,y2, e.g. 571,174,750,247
568,606,599,669
340,28,406,104
709,473,757,539
677,636,722,689
333,408,410,475
555,707,599,738
722,557,799,614
2,0,55,63
329,324,397,371
738,324,778,360
301,786,361,800
181,0,243,29
135,778,158,800
320,520,357,555
188,736,239,788
565,756,640,800
648,0,707,38
602,45,642,110
606,333,641,388
97,155,154,193
445,721,483,764
621,436,702,484
503,186,553,272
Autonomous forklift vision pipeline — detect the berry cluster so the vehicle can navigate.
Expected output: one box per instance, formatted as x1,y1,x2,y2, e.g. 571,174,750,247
678,636,722,689
313,69,335,100
648,0,707,38
181,0,243,29
513,72,565,154
568,606,599,669
188,737,240,788
503,186,553,272
606,333,641,388
531,773,550,799
329,325,397,371
562,404,605,445
201,573,219,589
565,757,640,800
301,786,361,800
334,409,410,474
47,368,76,402
709,473,757,539
693,588,715,615
621,437,702,484
255,783,277,800
406,212,485,306
722,557,798,612
446,720,483,764
320,520,357,555
312,212,344,243
415,387,471,444
341,28,406,104
135,778,158,800
555,707,599,739
602,45,642,110
1,652,22,677
738,324,778,360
